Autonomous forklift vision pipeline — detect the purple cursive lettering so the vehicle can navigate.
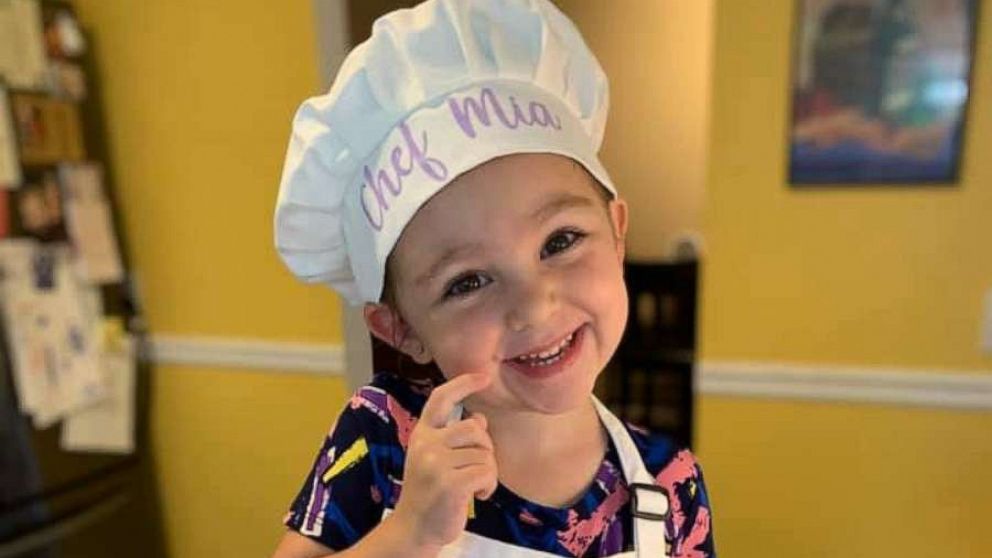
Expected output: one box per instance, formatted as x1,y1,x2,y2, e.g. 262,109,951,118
448,87,562,139
360,121,449,231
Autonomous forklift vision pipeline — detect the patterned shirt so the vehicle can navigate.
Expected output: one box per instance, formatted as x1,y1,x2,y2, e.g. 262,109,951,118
284,371,716,556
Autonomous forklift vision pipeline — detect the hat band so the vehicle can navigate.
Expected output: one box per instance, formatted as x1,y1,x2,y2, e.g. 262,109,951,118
357,83,569,233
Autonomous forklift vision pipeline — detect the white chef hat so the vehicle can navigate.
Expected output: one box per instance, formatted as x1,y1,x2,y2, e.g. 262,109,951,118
274,0,616,305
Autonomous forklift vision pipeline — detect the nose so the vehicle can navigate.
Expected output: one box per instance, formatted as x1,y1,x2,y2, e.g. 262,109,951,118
505,273,559,332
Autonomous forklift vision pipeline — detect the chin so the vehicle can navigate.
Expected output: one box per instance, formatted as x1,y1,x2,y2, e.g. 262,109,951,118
503,369,600,415
528,394,590,415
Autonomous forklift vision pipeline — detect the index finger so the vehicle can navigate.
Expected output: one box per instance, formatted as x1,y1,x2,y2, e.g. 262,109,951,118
421,372,491,428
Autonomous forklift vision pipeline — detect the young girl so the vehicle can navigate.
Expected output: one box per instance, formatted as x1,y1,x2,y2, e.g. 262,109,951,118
272,1,715,556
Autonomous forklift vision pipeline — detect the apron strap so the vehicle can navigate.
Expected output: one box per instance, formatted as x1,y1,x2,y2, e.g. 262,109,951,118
592,397,671,558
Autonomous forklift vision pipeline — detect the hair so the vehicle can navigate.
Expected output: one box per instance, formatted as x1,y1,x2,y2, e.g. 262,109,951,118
376,264,447,382
375,156,615,381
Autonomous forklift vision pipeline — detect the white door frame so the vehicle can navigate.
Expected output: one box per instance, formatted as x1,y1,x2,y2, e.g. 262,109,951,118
311,0,372,392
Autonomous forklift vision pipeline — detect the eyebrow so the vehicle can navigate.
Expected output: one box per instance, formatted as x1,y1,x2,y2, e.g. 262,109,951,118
530,192,596,223
415,241,483,287
414,192,598,286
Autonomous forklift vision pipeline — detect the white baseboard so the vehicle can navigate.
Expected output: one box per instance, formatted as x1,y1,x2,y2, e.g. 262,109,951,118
146,335,992,409
698,360,992,410
148,335,344,374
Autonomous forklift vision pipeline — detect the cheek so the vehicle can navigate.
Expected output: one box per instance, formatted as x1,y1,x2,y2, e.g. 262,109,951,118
570,250,628,310
422,311,504,377
567,252,629,351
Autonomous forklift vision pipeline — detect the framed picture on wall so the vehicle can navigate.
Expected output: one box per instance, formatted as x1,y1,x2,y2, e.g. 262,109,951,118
788,0,979,185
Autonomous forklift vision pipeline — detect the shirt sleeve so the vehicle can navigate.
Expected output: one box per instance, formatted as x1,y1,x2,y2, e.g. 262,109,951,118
655,449,717,557
283,405,387,551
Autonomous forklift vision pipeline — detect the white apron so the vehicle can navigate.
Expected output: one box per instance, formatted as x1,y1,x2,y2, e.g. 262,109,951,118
383,397,671,557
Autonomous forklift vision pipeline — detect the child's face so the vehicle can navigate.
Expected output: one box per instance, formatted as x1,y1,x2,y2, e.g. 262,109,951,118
367,153,628,415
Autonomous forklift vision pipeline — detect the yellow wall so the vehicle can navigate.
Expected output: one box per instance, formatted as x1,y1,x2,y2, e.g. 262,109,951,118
701,0,992,370
72,0,340,343
152,366,349,557
699,1,992,556
72,1,348,556
698,397,992,556
558,0,713,261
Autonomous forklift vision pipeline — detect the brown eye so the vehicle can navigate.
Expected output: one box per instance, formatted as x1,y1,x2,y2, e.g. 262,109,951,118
541,229,585,259
443,272,491,299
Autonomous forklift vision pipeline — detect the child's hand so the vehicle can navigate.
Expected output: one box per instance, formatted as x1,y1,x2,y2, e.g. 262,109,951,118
390,372,497,551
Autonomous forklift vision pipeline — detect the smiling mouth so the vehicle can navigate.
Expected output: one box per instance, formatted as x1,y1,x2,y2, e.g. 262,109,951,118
509,329,579,367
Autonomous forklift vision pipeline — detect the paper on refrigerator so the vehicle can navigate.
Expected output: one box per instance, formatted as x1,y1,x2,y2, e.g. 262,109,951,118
0,240,48,415
59,164,124,283
61,334,136,454
0,0,49,90
0,85,22,188
0,241,108,428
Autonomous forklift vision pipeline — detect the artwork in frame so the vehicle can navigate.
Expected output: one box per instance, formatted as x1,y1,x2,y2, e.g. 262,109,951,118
789,0,979,185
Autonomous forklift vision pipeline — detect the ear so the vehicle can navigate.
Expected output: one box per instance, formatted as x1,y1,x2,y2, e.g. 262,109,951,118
362,303,434,364
607,197,628,262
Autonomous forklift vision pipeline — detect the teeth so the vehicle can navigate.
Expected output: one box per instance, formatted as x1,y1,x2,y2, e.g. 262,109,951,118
515,332,575,364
